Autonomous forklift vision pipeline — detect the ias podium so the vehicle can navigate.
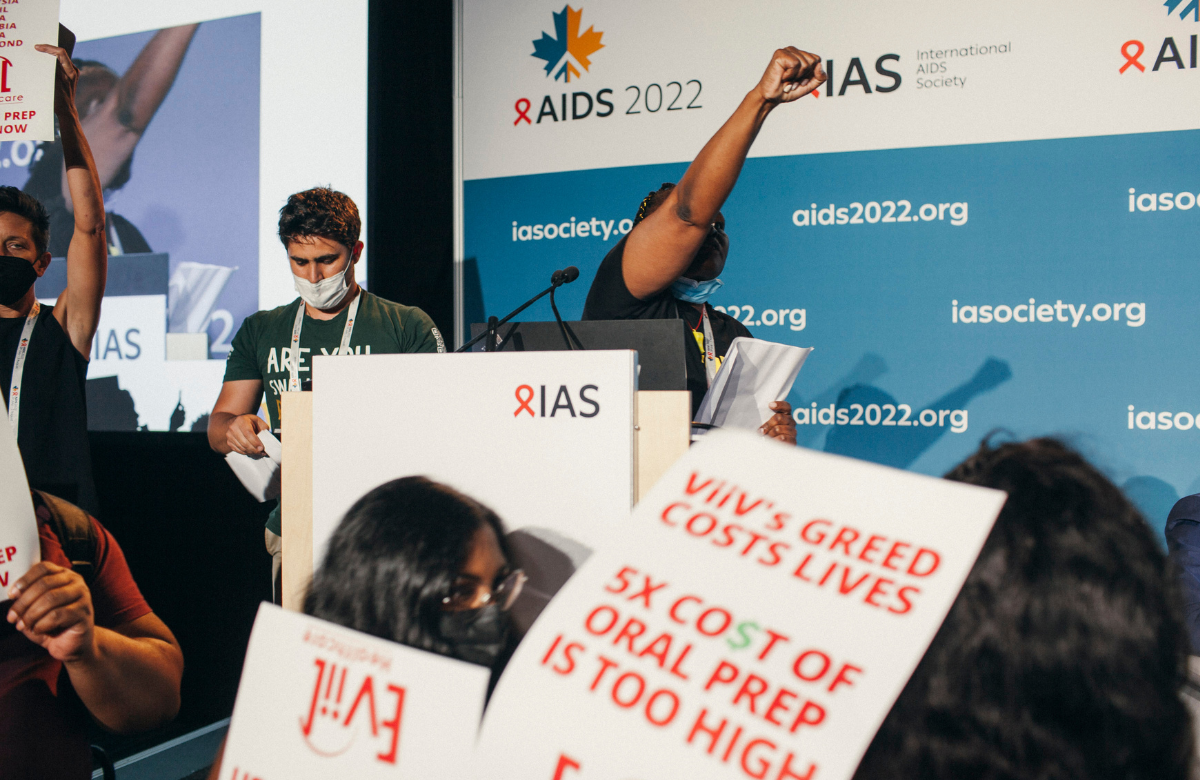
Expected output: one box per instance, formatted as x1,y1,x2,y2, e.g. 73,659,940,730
278,349,690,610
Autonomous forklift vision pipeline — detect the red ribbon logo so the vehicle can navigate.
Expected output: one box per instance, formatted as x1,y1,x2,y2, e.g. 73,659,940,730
514,98,532,126
1121,40,1145,73
514,384,535,417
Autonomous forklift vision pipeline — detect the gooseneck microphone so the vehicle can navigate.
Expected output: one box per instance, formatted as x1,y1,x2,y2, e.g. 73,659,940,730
455,266,584,352
548,267,581,350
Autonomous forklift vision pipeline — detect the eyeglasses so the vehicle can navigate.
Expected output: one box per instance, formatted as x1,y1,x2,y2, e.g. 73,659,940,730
441,569,527,612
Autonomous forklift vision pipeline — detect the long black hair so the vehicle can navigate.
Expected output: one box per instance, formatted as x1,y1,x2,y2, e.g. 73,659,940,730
853,437,1193,780
303,476,512,655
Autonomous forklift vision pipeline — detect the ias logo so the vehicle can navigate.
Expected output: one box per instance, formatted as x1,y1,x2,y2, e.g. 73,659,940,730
531,5,605,82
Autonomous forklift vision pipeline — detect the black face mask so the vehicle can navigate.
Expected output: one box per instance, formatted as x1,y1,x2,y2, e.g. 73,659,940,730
438,603,511,668
0,255,37,307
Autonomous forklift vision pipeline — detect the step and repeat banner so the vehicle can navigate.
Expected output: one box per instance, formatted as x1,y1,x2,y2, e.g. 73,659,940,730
460,0,1200,534
4,0,367,431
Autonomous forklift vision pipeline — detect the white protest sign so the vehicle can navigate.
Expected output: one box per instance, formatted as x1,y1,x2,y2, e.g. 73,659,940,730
220,603,489,780
0,0,59,142
0,410,38,591
476,431,1006,780
311,351,635,567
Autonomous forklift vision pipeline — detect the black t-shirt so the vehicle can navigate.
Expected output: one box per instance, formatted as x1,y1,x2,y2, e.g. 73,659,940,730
0,306,96,513
582,236,751,416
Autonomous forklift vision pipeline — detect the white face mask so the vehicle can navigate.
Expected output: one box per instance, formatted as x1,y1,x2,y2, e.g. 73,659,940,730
293,265,351,310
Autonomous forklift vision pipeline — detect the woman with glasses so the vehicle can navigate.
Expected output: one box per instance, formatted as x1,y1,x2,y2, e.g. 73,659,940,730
303,477,526,680
581,46,825,444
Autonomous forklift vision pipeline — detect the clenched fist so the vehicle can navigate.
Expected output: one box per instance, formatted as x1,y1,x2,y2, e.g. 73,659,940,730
756,47,826,104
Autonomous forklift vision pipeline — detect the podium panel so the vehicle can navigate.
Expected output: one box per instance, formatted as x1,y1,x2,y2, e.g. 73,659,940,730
308,351,637,572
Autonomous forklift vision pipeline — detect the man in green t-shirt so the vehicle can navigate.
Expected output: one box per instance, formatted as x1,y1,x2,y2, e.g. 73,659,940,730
208,187,444,600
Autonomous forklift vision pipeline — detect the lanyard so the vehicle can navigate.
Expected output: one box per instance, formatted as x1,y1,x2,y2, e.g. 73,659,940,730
288,292,362,392
7,301,39,437
686,304,718,387
699,306,717,386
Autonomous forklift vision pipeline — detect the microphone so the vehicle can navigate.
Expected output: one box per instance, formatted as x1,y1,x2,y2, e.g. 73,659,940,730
548,267,580,349
551,266,580,287
456,267,583,352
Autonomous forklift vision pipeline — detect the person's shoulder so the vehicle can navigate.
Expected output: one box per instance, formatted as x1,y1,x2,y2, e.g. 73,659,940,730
1169,494,1200,526
361,291,434,325
236,300,302,335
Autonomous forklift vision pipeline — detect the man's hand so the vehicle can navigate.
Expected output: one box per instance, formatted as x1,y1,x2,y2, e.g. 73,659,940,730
7,561,95,664
226,413,268,456
761,401,797,445
756,47,825,104
34,44,80,118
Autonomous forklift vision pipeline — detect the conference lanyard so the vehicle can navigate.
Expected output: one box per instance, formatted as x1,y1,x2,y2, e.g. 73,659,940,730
698,305,717,387
288,292,362,392
7,301,39,438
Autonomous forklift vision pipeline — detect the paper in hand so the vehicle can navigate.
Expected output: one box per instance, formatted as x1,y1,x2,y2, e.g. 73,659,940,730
226,430,283,502
695,338,812,430
0,421,39,593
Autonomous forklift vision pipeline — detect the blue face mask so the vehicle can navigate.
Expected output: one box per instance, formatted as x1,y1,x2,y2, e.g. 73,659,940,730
671,276,724,304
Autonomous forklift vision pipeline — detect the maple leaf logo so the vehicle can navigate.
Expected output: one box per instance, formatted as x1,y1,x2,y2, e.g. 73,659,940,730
1164,0,1199,21
531,5,605,82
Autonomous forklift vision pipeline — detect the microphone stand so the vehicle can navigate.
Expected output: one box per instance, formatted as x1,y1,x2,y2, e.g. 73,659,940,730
456,270,575,353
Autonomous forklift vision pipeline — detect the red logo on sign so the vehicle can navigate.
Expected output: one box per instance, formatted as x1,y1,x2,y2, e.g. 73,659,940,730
300,658,407,765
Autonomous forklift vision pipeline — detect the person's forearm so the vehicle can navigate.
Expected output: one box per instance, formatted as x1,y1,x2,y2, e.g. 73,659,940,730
208,411,237,453
119,25,199,132
58,105,105,235
64,627,182,733
671,90,774,227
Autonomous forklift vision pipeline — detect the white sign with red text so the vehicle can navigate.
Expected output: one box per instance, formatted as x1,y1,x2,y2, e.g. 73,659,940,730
0,413,38,591
0,0,59,142
475,431,1006,780
221,603,489,780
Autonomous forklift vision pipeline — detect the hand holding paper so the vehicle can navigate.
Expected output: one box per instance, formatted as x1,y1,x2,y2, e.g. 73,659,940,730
695,338,811,435
225,430,283,502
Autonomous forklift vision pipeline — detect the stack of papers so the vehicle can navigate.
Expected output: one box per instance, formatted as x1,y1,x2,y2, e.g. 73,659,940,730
694,337,812,431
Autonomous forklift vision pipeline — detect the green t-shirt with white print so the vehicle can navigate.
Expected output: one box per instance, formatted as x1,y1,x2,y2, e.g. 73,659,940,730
223,291,445,533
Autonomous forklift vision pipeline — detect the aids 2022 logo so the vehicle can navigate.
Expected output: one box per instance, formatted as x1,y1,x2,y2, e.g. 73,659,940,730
514,5,706,127
1119,0,1198,77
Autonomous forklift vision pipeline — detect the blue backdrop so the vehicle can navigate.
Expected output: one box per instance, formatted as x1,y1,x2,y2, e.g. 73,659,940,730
466,128,1200,537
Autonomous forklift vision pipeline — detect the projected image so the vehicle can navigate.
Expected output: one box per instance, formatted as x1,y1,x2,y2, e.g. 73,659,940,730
0,13,261,431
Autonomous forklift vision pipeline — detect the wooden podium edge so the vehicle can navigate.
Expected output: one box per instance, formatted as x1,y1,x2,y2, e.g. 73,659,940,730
280,392,313,612
634,390,691,504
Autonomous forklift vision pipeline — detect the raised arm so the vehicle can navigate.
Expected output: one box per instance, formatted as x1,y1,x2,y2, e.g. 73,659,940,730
36,45,107,358
622,48,824,299
65,23,199,201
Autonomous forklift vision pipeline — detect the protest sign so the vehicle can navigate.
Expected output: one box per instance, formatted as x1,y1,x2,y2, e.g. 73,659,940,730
0,416,38,591
476,431,1006,780
0,0,59,142
220,603,490,780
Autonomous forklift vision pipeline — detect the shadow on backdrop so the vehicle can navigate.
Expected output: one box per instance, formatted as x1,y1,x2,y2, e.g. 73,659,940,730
823,357,1013,469
1123,475,1179,549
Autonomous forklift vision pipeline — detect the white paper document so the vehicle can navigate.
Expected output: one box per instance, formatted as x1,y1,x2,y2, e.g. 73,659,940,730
0,0,60,142
695,338,812,430
475,430,1006,780
221,603,489,780
225,430,282,502
0,419,39,591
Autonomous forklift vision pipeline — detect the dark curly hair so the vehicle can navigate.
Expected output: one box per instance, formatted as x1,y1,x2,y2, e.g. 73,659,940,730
0,186,51,256
633,182,675,227
853,436,1193,780
303,477,512,656
277,187,361,251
